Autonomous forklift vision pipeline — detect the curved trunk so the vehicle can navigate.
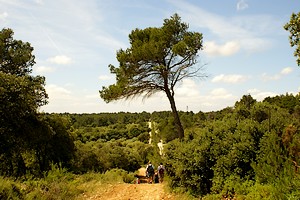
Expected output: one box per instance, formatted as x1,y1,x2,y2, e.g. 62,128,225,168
165,89,184,139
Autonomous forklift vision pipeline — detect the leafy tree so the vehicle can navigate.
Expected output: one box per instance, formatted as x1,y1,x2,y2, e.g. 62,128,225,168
253,129,300,199
0,28,35,75
0,28,49,176
263,93,300,114
0,28,75,177
234,94,257,120
164,138,214,196
284,12,300,66
100,14,206,139
235,94,256,110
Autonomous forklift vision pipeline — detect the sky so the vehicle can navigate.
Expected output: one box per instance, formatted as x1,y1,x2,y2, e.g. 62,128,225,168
1,0,299,113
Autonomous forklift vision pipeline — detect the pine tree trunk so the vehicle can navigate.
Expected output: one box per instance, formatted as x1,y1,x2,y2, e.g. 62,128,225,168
165,89,184,139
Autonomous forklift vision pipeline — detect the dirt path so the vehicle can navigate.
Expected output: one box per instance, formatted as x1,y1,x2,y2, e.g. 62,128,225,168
87,183,175,200
79,168,176,200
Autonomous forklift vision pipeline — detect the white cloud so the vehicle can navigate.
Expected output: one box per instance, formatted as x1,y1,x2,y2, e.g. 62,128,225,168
247,88,277,101
35,0,44,5
253,91,277,101
210,88,234,99
0,12,8,21
204,40,240,57
280,67,293,75
95,34,127,52
99,75,113,81
35,66,55,73
262,67,293,81
181,87,238,111
239,38,272,52
45,84,72,100
212,74,249,83
85,94,99,99
176,79,200,97
237,0,249,11
47,55,72,65
247,88,260,94
261,73,280,81
169,0,274,54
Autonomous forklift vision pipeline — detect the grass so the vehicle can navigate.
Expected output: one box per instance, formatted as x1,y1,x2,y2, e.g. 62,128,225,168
0,166,136,200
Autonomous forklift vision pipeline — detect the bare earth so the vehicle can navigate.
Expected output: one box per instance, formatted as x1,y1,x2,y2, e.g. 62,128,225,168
86,183,176,200
78,168,176,200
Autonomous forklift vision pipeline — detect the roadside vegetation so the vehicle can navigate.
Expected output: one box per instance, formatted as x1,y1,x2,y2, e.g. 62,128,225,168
1,11,300,199
1,93,299,199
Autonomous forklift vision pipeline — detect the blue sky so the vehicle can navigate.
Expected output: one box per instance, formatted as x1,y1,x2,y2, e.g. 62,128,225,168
1,0,299,113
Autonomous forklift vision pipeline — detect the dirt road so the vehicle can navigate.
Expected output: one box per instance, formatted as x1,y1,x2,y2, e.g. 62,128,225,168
78,168,176,200
87,183,175,200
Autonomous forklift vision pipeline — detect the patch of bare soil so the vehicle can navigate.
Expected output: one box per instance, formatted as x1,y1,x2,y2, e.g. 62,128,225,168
78,168,176,200
87,183,175,200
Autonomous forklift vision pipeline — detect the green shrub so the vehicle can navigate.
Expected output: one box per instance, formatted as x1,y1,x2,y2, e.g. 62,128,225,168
102,169,135,183
81,172,104,182
245,183,275,200
0,177,23,200
22,164,82,200
164,137,215,196
201,193,223,200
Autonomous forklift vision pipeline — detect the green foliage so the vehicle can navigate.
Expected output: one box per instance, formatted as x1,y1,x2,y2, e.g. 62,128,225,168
0,166,137,200
69,112,150,128
65,112,154,174
263,93,300,114
164,94,300,199
72,139,149,173
149,111,205,143
211,120,259,193
164,115,262,197
0,28,65,177
101,169,135,184
0,178,23,200
74,123,149,143
235,94,257,110
0,28,74,178
100,14,206,139
164,136,214,196
1,28,299,200
253,131,287,183
157,116,178,142
100,13,203,103
0,165,81,200
0,28,35,75
284,12,300,66
244,175,300,200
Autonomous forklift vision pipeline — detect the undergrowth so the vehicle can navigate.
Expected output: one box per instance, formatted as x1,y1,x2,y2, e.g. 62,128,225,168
0,165,135,200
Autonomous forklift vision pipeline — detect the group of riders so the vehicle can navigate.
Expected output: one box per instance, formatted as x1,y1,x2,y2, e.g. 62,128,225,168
145,162,165,184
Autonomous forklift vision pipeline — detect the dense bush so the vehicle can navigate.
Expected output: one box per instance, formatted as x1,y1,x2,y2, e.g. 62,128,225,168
0,165,135,199
72,139,150,173
164,95,300,199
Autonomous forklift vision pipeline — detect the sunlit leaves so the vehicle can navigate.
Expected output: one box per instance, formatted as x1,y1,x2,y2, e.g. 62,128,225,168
100,13,204,102
0,28,35,75
284,12,300,66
